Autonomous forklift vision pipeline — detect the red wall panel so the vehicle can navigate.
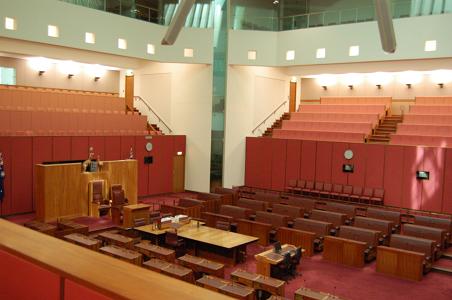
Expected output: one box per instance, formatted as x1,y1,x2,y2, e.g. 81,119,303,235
383,145,405,207
173,135,186,155
71,137,89,160
64,279,112,300
331,142,348,185
88,137,106,160
148,136,174,195
245,137,272,189
315,141,332,183
32,137,53,211
421,147,445,212
284,140,301,185
442,149,452,214
0,137,12,215
104,137,121,161
401,146,423,210
11,137,33,214
134,136,148,196
120,136,135,160
53,137,71,161
365,144,385,188
347,143,367,187
0,249,60,300
300,140,316,181
270,139,287,191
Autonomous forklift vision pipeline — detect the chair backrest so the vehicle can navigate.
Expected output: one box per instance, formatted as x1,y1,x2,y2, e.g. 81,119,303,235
92,180,104,201
288,179,297,187
362,188,373,197
373,188,384,198
352,186,363,195
274,241,282,253
305,181,314,189
215,220,231,231
297,180,306,188
333,184,342,193
112,190,126,206
292,247,302,264
343,185,353,194
165,231,179,245
314,182,323,190
283,252,291,266
323,183,332,192
111,184,122,193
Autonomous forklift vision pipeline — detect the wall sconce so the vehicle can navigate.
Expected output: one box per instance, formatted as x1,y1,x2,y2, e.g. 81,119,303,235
38,70,45,76
322,86,327,90
438,83,444,88
376,84,382,89
406,83,411,89
94,76,100,82
348,85,354,90
67,74,74,79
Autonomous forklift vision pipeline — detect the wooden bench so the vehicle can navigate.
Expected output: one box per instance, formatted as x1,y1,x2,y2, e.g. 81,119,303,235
310,209,347,234
367,207,401,232
282,196,316,216
403,223,448,253
236,219,272,246
255,211,290,236
320,202,357,225
214,187,236,206
201,212,233,228
219,205,253,227
323,236,367,268
354,216,394,245
276,227,315,257
293,218,332,252
414,215,452,244
389,234,435,272
237,198,268,217
376,246,424,281
161,198,203,219
271,203,305,221
338,226,380,262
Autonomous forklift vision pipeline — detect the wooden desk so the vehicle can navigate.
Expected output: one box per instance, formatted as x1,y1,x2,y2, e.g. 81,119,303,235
143,258,194,283
220,282,255,300
276,227,316,257
376,246,424,281
35,160,137,222
254,244,298,277
134,241,175,262
100,245,142,265
136,220,203,244
0,219,232,300
177,225,259,266
98,231,134,248
123,204,151,228
268,296,290,300
196,275,229,291
323,236,366,268
64,233,101,251
230,269,285,296
294,287,345,300
178,254,225,278
23,221,57,235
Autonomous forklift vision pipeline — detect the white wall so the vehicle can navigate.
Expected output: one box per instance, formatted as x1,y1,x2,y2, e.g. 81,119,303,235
0,0,213,64
0,56,119,92
134,62,213,192
223,65,290,188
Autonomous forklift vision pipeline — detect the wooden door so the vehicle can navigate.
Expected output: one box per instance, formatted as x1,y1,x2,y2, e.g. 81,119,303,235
173,155,185,192
289,81,297,112
125,75,134,112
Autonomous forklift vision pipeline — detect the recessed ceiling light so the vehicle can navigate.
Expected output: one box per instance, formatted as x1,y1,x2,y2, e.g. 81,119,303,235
424,40,437,52
349,45,360,57
118,38,127,50
5,17,16,30
247,50,257,60
85,32,95,44
184,48,194,58
147,44,155,55
316,48,326,59
286,50,295,61
48,25,59,38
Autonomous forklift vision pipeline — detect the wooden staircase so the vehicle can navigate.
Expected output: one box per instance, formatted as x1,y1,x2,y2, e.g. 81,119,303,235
262,112,291,137
367,115,403,144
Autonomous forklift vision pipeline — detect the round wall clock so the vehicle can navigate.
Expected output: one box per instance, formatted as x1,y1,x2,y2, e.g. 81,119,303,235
344,149,354,160
145,142,153,152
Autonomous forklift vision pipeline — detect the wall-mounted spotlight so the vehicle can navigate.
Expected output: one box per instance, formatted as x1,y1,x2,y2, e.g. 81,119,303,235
398,71,422,89
376,84,382,89
438,83,444,88
67,74,74,79
94,76,100,82
322,86,327,90
430,70,452,88
59,61,79,79
406,83,411,89
38,70,45,76
317,74,336,90
28,57,52,76
348,85,354,90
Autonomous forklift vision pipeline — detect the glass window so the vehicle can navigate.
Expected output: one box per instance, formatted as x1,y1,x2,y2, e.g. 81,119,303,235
0,67,16,85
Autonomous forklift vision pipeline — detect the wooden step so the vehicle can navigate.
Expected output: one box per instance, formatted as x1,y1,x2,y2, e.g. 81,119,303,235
431,266,452,276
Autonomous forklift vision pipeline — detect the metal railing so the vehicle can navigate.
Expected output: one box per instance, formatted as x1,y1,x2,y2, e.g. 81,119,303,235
134,96,173,135
252,100,287,136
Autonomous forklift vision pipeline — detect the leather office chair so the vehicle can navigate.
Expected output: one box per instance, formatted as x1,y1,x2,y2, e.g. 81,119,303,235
165,230,186,257
215,220,231,231
90,180,110,216
271,252,292,281
110,185,129,225
290,247,302,276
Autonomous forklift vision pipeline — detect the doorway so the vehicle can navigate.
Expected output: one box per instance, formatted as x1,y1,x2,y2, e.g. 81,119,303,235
289,81,297,112
173,155,185,193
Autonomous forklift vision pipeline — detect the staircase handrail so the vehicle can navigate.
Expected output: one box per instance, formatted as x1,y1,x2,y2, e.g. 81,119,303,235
252,100,287,134
134,96,173,134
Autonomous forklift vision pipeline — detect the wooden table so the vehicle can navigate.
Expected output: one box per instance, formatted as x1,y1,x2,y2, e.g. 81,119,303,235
178,254,225,278
230,269,286,296
196,275,255,300
123,204,151,228
294,287,345,300
98,231,134,248
177,225,259,266
143,258,194,283
100,245,142,265
134,241,175,262
254,244,299,277
64,233,101,251
136,220,204,244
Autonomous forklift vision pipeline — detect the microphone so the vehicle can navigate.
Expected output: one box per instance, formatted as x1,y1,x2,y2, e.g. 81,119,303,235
375,0,397,53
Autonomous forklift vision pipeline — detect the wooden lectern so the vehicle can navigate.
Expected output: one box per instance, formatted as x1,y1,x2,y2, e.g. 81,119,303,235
35,160,137,222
